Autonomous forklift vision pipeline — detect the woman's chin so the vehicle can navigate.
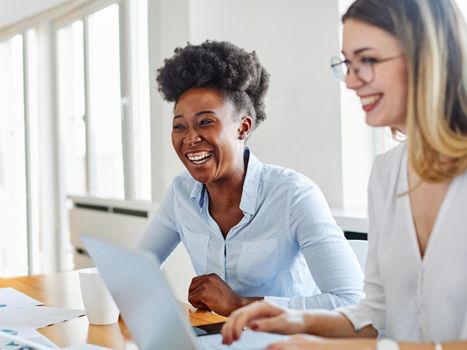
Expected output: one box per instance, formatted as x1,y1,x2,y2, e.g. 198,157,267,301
365,109,406,129
187,169,212,184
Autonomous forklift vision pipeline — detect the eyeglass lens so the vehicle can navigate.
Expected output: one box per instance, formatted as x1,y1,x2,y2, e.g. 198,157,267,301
331,57,373,83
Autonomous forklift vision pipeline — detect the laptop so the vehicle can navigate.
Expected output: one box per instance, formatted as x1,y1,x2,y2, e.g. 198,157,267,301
81,235,287,350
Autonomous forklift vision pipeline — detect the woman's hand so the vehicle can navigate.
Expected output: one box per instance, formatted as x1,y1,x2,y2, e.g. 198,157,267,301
188,273,257,316
266,335,376,350
222,300,309,345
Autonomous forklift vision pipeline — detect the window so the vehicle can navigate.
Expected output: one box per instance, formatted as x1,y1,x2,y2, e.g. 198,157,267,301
25,29,40,273
129,0,151,200
0,29,40,276
57,20,87,196
0,35,28,276
57,6,124,199
88,5,125,198
456,0,467,17
56,0,151,200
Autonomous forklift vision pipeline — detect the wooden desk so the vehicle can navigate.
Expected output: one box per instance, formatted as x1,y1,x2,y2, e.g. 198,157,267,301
0,270,226,349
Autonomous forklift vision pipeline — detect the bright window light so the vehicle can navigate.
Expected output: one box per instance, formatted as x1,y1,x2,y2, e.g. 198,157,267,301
26,28,41,273
57,20,87,196
88,4,124,199
455,0,467,18
0,35,28,276
130,0,151,200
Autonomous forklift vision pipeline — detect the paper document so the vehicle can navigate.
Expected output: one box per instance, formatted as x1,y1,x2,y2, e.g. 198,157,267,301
0,288,43,307
0,306,85,329
0,288,101,350
0,328,59,349
0,328,112,350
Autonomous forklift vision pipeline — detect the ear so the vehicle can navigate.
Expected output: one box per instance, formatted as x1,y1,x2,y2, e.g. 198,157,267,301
238,116,253,140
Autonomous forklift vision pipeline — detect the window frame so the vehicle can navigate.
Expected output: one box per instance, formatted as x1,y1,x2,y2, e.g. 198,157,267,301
55,0,131,199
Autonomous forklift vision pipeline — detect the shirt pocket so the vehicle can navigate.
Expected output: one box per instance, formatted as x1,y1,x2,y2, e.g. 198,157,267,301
182,227,210,275
237,238,278,287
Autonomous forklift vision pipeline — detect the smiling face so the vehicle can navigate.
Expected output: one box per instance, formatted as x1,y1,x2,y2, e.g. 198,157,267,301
342,19,409,131
172,87,252,185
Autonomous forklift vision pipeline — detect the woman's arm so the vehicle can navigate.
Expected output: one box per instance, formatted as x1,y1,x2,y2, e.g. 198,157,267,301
286,181,364,309
221,301,376,345
135,183,181,263
265,335,467,350
223,302,467,349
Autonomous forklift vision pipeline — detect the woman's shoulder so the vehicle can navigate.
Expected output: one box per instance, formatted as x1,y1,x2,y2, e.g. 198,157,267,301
371,142,406,177
170,170,197,191
369,142,406,197
260,162,317,190
374,141,406,163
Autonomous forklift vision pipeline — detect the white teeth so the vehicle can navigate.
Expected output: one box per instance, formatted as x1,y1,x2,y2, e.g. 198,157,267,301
360,94,381,106
187,151,212,162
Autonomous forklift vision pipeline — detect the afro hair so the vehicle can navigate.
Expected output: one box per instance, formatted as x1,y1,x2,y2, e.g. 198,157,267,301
156,40,270,128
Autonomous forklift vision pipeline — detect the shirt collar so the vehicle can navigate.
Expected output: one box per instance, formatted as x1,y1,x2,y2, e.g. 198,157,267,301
239,148,263,215
189,148,263,215
190,179,206,209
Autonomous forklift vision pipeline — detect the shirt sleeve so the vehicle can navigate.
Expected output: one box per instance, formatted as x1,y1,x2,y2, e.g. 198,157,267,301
135,182,181,265
266,179,364,310
338,163,386,334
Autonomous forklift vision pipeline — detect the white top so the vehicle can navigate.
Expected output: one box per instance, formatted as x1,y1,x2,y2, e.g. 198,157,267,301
340,142,467,342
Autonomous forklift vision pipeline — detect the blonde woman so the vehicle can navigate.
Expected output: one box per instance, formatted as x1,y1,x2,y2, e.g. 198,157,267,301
221,0,467,349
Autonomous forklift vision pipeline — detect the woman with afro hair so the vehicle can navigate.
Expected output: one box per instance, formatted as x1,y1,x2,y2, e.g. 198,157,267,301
136,40,363,316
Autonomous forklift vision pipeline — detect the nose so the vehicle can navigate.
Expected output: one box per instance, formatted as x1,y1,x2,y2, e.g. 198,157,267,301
183,128,202,145
345,68,365,90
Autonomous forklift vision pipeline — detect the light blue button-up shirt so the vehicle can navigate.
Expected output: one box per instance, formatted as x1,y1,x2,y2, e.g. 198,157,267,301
137,149,363,309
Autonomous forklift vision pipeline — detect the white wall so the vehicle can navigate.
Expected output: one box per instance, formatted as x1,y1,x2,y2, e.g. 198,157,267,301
0,0,68,28
148,0,190,201
149,0,343,207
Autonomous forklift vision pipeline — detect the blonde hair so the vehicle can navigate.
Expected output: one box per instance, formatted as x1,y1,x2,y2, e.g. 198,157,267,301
344,0,467,182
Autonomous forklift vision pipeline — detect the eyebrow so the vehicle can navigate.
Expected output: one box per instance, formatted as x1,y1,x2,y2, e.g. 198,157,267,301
342,47,376,57
173,110,219,119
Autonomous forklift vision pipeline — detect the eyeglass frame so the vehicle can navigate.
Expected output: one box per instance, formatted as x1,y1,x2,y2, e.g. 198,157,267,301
330,53,404,83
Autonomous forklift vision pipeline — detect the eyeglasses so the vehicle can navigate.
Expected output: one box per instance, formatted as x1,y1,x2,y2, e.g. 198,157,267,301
330,53,404,83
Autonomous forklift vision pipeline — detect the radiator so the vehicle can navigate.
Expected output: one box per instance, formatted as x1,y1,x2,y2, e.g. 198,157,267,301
68,195,195,302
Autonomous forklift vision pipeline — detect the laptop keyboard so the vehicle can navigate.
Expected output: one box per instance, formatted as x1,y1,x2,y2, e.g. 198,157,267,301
196,331,286,350
197,334,244,349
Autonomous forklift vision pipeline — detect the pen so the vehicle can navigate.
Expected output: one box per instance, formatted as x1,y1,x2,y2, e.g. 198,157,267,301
0,329,56,350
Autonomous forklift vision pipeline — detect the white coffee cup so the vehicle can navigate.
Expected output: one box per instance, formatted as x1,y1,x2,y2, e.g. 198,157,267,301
79,268,119,325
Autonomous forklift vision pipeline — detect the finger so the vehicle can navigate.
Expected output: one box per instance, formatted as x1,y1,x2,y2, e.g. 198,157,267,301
265,342,286,350
248,315,291,334
189,286,219,310
188,287,206,302
222,307,247,344
189,282,214,302
192,273,223,290
190,273,218,284
188,294,210,311
195,303,211,311
223,301,283,344
266,340,296,350
188,283,210,302
232,302,284,338
188,294,207,310
188,290,206,308
266,336,309,350
188,275,209,292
